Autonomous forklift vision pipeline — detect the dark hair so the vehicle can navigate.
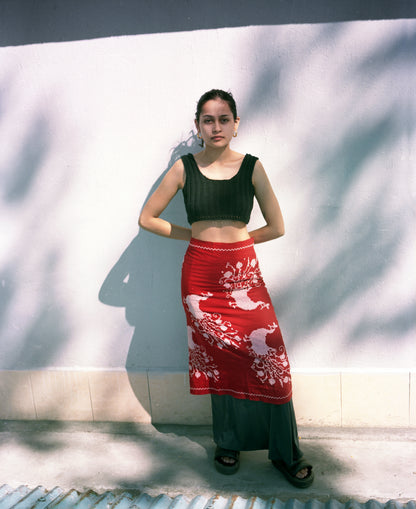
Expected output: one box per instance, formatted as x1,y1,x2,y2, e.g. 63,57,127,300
195,89,237,122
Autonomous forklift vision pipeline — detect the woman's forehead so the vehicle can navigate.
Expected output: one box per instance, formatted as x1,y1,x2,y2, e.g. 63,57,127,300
200,98,233,116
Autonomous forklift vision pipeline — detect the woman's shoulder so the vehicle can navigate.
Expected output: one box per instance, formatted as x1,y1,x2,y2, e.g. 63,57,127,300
251,158,272,188
175,153,195,170
169,157,186,172
164,157,186,188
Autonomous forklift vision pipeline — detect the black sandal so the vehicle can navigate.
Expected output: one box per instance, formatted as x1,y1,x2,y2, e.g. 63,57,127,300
272,458,314,488
214,446,240,475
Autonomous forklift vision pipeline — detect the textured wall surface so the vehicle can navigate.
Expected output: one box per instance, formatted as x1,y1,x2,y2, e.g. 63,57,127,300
0,4,415,382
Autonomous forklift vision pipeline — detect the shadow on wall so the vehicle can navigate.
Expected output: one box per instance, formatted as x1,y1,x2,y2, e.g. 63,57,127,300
98,23,416,384
278,109,412,348
238,24,416,357
1,0,415,47
0,93,75,371
99,133,200,376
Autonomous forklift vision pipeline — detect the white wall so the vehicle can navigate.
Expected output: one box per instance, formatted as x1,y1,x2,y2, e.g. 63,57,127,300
1,16,415,381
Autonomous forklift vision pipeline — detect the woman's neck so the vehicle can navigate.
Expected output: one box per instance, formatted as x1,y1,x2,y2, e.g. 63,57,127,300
198,145,234,164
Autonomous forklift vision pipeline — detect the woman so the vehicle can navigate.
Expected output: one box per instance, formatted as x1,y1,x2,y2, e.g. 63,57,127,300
139,89,314,488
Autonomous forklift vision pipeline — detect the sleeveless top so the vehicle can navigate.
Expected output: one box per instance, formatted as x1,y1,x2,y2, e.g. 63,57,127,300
181,153,258,225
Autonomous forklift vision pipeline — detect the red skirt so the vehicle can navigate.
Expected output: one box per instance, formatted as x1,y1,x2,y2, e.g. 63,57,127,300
181,238,292,404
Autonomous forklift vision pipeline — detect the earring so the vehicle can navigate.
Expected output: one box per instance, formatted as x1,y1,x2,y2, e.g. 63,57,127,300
197,132,202,139
233,131,238,137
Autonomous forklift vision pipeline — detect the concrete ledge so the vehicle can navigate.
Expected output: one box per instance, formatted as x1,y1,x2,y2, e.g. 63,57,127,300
292,373,341,426
410,371,416,426
148,372,211,425
0,369,414,427
89,371,151,423
0,370,36,420
341,372,409,427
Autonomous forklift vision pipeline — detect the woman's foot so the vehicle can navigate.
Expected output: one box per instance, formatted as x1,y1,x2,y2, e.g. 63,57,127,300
272,458,314,488
214,446,240,475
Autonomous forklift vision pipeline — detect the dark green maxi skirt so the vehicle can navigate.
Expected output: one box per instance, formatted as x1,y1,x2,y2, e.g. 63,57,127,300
211,395,303,465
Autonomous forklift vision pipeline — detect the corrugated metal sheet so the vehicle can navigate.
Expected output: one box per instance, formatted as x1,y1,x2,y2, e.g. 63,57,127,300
0,485,415,509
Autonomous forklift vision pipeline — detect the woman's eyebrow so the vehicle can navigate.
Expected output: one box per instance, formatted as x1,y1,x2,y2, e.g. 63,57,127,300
201,114,231,118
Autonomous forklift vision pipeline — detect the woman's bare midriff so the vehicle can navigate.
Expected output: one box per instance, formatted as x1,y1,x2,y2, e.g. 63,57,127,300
191,220,251,243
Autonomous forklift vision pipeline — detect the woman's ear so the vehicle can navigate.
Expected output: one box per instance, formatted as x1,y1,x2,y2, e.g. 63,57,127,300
195,118,203,145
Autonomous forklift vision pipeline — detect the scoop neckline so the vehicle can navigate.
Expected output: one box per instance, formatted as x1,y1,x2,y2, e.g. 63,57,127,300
189,153,247,182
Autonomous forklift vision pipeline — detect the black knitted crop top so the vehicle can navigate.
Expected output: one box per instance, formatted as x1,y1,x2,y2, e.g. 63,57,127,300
181,153,258,225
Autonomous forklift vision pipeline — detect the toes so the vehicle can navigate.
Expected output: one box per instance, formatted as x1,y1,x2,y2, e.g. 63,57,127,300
295,468,309,479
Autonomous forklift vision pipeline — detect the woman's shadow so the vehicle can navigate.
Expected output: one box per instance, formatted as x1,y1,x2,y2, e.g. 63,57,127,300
98,132,200,393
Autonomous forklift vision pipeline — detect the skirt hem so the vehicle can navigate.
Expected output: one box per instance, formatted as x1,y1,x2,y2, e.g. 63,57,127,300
190,387,292,405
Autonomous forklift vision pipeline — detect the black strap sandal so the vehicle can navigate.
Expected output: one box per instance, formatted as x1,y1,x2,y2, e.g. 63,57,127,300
214,446,240,475
272,458,314,488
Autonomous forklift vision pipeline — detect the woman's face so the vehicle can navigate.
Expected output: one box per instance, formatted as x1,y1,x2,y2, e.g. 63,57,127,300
195,98,240,149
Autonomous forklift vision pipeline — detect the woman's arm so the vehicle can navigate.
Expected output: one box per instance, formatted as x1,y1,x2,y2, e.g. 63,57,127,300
248,160,285,244
138,159,192,241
